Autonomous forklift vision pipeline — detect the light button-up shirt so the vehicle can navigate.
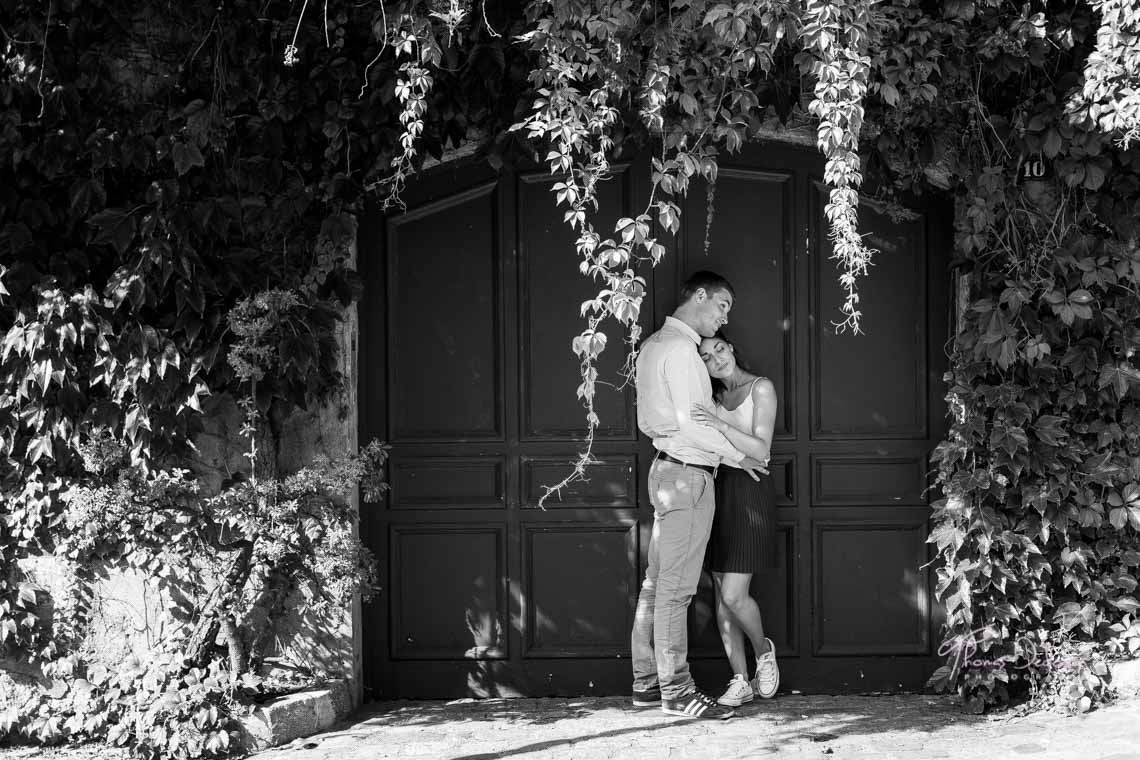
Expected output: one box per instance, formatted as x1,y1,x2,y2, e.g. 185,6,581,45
635,316,744,468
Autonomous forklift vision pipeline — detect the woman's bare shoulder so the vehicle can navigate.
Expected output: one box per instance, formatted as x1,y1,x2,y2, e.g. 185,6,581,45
750,376,777,398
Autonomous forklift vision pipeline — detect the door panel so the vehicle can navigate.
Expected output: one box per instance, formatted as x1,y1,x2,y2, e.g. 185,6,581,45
389,525,508,659
812,455,927,506
522,524,636,656
813,520,931,656
386,183,503,441
812,187,929,440
521,456,637,508
518,169,637,440
389,457,505,509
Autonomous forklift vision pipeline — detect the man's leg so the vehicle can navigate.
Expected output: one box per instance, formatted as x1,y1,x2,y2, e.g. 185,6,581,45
631,501,661,695
649,462,715,700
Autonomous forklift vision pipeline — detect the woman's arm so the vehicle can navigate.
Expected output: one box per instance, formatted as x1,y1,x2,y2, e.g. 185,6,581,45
691,379,778,463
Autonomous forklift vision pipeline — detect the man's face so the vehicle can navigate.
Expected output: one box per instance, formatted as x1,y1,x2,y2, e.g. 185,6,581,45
693,287,733,337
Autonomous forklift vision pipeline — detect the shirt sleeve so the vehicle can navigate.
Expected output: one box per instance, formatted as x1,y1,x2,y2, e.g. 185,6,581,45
661,351,745,466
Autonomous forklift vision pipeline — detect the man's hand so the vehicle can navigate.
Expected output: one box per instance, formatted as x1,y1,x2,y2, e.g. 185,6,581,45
738,456,770,481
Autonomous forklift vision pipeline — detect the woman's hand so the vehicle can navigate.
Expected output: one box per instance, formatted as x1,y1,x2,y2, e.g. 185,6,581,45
690,403,722,431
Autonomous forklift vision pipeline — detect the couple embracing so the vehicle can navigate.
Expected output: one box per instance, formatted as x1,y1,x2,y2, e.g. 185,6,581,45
631,270,779,720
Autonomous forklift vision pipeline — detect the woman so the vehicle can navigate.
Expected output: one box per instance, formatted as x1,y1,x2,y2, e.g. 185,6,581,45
691,331,780,706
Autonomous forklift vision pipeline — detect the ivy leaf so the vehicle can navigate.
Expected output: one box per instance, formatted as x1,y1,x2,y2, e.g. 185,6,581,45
172,140,205,176
1033,415,1066,445
36,358,53,394
123,404,150,443
997,337,1017,369
879,82,900,107
69,178,106,218
1098,363,1139,399
17,582,39,606
1112,597,1140,613
88,208,138,255
678,92,699,115
26,435,53,464
1057,304,1076,326
1109,508,1128,530
1043,129,1062,158
925,664,952,691
1068,289,1094,305
1083,162,1107,191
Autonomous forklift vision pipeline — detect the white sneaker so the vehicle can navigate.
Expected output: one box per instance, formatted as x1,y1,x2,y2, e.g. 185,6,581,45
717,674,754,706
752,638,780,698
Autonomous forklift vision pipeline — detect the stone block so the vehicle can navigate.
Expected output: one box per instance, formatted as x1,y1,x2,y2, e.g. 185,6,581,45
1109,658,1140,696
236,679,354,752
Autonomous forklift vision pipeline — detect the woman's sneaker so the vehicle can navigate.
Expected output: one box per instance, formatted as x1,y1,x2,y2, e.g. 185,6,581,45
717,674,755,706
752,638,780,698
661,690,735,719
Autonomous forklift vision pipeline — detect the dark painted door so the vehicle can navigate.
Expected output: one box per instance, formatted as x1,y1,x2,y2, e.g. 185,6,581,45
359,145,949,699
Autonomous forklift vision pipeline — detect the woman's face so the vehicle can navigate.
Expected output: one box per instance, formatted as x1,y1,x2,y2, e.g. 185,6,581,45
699,337,735,379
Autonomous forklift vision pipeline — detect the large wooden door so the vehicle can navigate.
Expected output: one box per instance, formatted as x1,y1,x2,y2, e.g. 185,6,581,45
360,145,949,699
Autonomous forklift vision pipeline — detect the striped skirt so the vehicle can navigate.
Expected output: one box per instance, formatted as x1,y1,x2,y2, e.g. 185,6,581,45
706,466,779,573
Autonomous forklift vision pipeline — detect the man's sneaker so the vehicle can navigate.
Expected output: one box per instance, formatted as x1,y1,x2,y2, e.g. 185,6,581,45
717,674,755,706
752,637,780,698
661,690,736,719
631,685,661,707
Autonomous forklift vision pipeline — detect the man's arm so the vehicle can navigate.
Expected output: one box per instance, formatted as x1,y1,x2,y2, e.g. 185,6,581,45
660,352,744,465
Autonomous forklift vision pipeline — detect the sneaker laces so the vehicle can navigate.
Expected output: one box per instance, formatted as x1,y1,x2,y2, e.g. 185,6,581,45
756,652,778,688
726,674,750,691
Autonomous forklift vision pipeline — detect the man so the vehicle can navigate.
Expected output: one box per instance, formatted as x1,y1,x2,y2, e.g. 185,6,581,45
630,270,768,720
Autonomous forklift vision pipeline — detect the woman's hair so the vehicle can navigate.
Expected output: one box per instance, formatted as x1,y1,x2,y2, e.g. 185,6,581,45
705,330,754,401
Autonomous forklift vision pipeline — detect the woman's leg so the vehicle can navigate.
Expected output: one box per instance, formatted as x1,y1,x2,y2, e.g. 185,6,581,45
712,572,749,676
714,571,772,669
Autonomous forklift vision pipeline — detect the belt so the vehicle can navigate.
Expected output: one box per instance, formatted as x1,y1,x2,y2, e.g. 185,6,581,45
657,452,715,475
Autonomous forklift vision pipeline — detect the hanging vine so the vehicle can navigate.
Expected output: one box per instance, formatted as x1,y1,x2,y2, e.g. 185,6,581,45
799,0,877,333
513,0,807,503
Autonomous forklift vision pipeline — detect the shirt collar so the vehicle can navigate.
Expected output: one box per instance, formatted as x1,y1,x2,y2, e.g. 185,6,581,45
664,315,701,345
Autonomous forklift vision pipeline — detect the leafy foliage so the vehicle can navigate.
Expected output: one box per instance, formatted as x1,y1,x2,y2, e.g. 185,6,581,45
1,0,517,688
914,1,1140,713
3,652,236,757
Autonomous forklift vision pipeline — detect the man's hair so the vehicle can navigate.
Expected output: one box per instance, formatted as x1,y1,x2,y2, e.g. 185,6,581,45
680,270,735,303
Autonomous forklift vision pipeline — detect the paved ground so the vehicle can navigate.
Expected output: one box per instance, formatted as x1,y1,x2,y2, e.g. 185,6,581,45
251,692,1140,760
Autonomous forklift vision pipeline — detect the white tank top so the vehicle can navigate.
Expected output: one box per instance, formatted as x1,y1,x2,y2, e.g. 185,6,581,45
716,379,761,468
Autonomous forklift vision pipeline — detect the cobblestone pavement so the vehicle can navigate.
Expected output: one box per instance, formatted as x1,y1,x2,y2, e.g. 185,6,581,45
252,693,1140,760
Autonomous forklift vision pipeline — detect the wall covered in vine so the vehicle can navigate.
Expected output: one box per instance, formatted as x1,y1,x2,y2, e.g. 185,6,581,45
3,0,1140,754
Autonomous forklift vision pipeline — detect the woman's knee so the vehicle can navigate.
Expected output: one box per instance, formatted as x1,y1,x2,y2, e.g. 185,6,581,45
721,591,748,613
718,582,753,613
